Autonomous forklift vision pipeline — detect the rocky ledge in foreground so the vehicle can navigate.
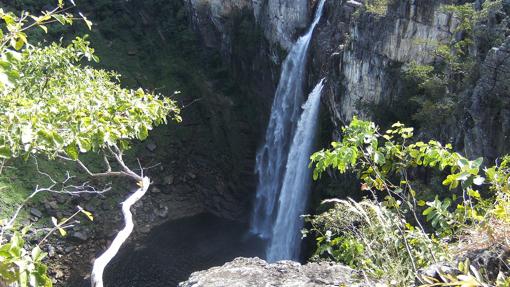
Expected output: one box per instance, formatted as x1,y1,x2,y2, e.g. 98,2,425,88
179,257,365,287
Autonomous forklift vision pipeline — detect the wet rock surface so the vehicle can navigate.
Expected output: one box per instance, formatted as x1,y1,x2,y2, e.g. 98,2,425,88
180,257,362,287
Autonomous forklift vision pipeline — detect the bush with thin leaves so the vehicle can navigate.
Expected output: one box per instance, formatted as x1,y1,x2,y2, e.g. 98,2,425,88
306,199,450,285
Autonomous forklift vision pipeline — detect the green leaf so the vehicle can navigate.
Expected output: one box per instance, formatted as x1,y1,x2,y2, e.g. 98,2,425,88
21,126,33,144
78,205,94,221
473,157,483,169
80,13,93,30
38,25,48,33
138,125,149,140
51,14,66,25
473,176,485,186
51,217,58,227
467,189,481,199
31,246,46,262
0,146,12,158
58,227,67,237
374,151,385,165
65,144,79,160
77,138,92,153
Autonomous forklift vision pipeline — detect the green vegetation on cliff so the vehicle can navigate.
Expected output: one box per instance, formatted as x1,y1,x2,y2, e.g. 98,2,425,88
401,0,505,129
307,118,510,286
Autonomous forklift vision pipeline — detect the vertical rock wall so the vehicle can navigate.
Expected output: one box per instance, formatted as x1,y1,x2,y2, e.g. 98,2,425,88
310,0,510,161
185,0,510,165
252,0,310,50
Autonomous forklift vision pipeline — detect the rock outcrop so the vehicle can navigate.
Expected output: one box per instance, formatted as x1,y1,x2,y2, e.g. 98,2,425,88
179,257,364,287
314,0,457,123
253,0,310,50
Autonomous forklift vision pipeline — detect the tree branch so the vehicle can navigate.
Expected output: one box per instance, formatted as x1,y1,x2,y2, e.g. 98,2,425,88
58,147,150,287
90,176,150,287
57,154,129,178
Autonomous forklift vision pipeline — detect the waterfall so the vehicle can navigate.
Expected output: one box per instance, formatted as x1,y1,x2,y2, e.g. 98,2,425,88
267,79,325,261
250,0,326,261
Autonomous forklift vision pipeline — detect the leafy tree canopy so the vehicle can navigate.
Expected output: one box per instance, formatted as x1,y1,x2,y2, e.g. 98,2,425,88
0,3,181,161
0,2,182,286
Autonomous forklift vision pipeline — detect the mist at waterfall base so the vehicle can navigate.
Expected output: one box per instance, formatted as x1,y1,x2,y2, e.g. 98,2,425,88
69,214,264,287
250,0,326,262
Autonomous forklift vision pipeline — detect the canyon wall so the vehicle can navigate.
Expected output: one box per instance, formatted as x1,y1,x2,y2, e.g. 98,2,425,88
311,0,510,161
186,0,510,161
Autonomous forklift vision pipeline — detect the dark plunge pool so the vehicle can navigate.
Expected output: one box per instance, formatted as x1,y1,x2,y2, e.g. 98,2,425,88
74,213,265,287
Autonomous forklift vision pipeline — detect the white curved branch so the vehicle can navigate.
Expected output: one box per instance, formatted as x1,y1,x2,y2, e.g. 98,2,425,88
90,176,151,287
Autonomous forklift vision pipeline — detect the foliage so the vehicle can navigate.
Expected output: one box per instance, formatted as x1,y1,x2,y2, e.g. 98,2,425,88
0,1,182,285
0,203,94,287
0,37,180,160
400,0,505,129
308,118,510,285
305,199,449,284
0,1,92,54
0,231,51,287
486,156,510,222
0,1,181,161
364,0,391,16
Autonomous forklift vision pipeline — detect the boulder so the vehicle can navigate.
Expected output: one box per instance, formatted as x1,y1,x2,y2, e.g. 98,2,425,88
30,208,43,218
71,231,90,242
163,175,174,185
179,257,365,287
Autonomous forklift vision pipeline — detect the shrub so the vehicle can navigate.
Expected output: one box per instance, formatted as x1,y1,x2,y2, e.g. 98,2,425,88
308,118,510,285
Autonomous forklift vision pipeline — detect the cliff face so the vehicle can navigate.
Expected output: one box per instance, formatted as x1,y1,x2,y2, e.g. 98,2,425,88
185,0,510,161
464,37,510,160
253,0,310,49
187,0,310,50
311,0,510,160
313,0,455,125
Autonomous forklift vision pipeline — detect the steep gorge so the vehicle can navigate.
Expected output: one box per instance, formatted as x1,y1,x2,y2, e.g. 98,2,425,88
88,0,510,284
17,0,508,285
178,0,510,284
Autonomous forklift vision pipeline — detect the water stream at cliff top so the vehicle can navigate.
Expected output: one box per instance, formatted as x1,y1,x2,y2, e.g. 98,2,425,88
250,0,326,262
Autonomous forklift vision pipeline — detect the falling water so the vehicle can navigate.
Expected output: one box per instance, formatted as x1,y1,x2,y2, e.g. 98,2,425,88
250,0,327,260
267,79,325,261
